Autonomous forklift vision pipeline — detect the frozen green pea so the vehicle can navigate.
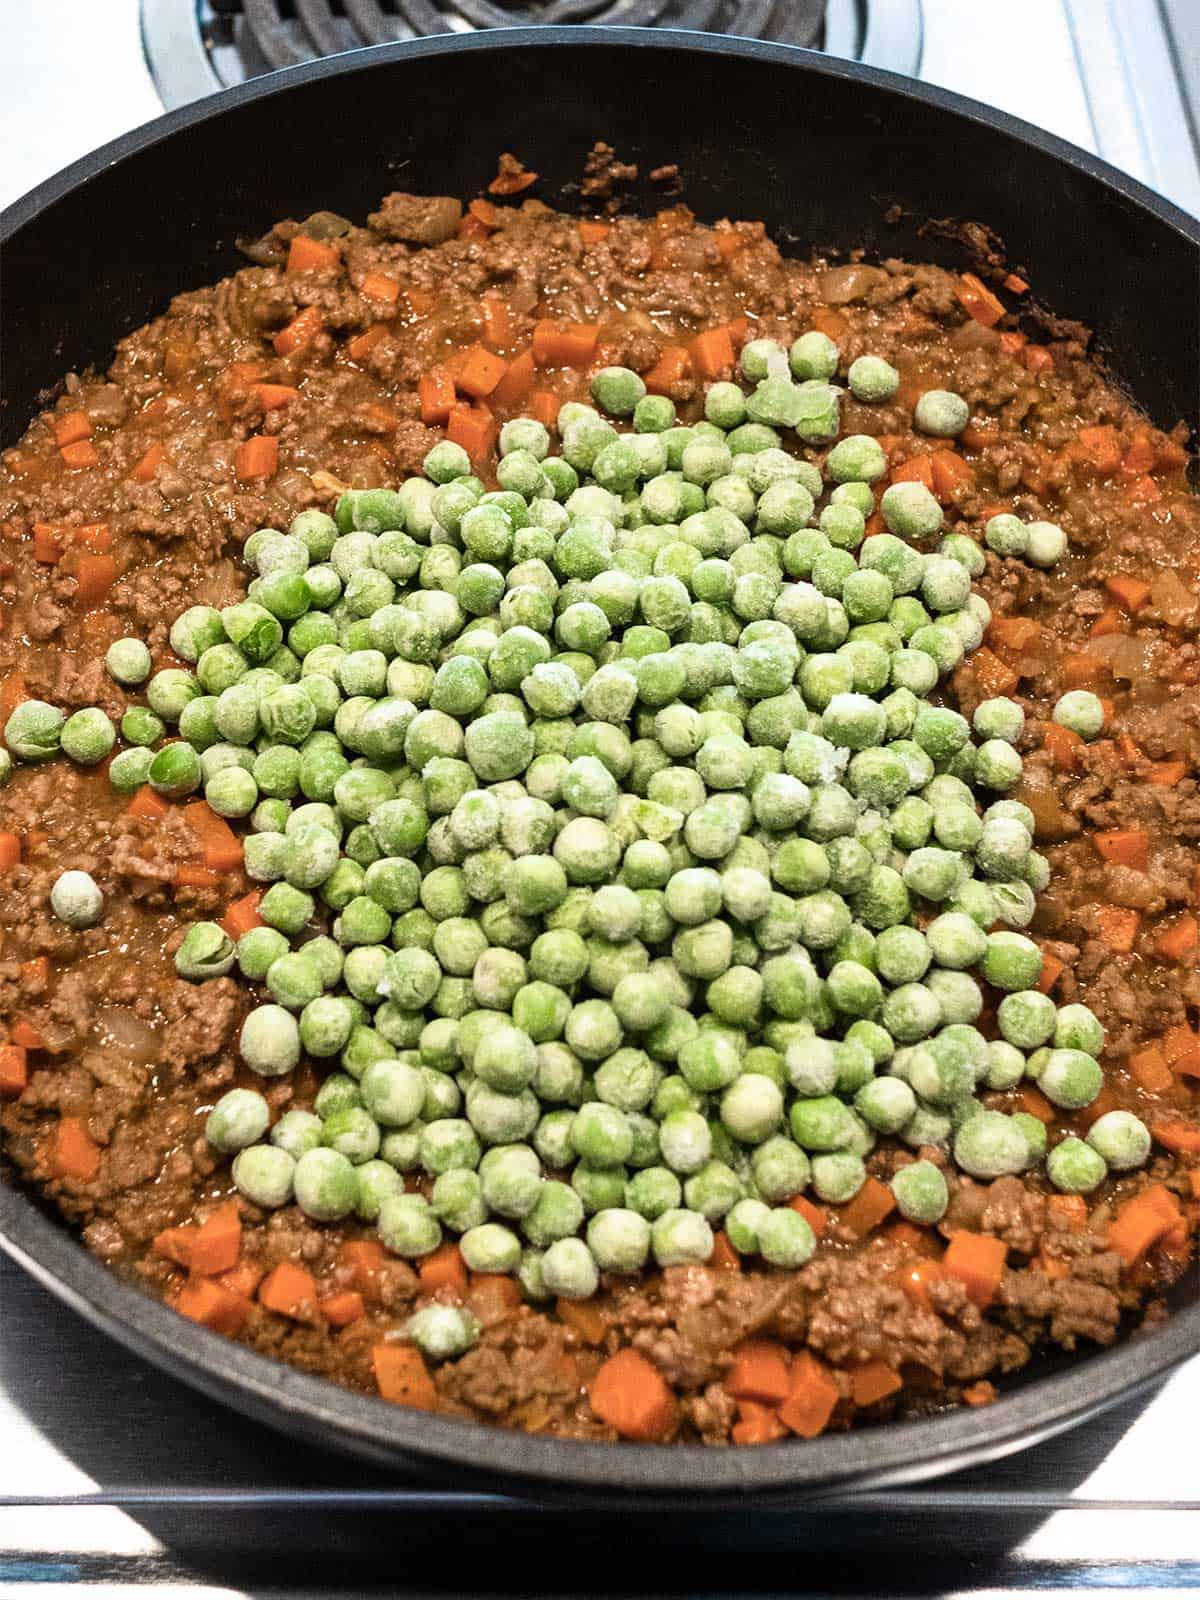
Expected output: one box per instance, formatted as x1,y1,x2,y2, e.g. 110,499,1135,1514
890,1159,948,1223
1086,1110,1150,1171
1047,1136,1107,1194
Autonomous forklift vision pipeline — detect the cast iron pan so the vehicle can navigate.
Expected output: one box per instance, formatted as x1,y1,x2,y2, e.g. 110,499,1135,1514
1,28,1198,1503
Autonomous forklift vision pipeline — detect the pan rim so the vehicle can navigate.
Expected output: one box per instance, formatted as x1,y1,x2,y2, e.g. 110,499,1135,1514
1,25,1197,244
1,25,1197,1497
1,1177,1196,1497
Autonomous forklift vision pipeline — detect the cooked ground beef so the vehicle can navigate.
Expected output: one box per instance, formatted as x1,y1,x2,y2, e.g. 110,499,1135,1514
0,174,1196,1447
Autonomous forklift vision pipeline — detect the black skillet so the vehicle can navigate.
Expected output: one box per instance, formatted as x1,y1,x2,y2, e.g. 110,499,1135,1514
1,27,1198,1504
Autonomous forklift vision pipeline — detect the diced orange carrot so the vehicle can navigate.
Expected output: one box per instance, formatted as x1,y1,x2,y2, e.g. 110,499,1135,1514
153,1225,198,1268
987,615,1042,651
1047,1194,1088,1232
490,349,536,411
0,832,21,870
1123,430,1158,475
417,366,456,426
273,305,323,357
487,155,537,195
688,326,735,380
73,553,118,609
48,1116,101,1182
849,1359,902,1408
10,1020,45,1050
234,435,279,482
218,1260,265,1300
887,1220,931,1254
1078,1083,1119,1130
60,439,99,469
778,1351,841,1439
53,411,92,447
809,307,849,341
340,1239,387,1296
0,673,27,723
0,1044,28,1099
839,1176,896,1238
728,315,753,349
182,801,244,872
1015,1083,1056,1124
1150,1121,1200,1154
963,1380,997,1407
346,323,388,363
731,1398,788,1446
531,320,600,367
188,1200,242,1276
930,451,974,500
589,1348,676,1441
578,219,611,245
1108,1184,1183,1266
254,383,301,412
1090,606,1125,639
360,272,400,306
708,1230,742,1272
1129,1045,1174,1092
726,1339,791,1405
417,1241,468,1297
174,863,220,890
529,390,561,430
787,1194,828,1235
1125,475,1162,505
1104,575,1151,614
480,295,512,349
970,647,1020,699
1003,272,1029,294
1157,915,1198,964
942,1231,1007,1308
1060,651,1106,688
1094,829,1149,872
999,331,1028,356
446,403,497,463
897,1258,945,1312
320,1290,365,1327
20,956,49,989
1043,722,1084,771
76,523,113,552
454,342,508,400
1162,1025,1200,1065
258,1262,319,1321
220,891,264,941
1146,758,1189,787
126,786,170,821
1076,425,1123,476
177,1277,250,1336
1095,905,1140,954
890,454,935,491
470,1274,523,1322
556,1297,606,1345
286,235,339,274
32,523,64,564
373,1343,437,1408
955,272,1006,327
642,345,692,395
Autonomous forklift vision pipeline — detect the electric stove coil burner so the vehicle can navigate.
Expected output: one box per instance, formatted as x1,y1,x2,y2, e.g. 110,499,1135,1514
141,0,923,105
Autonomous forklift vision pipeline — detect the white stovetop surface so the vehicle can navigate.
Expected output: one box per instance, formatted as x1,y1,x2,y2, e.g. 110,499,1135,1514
1,0,1105,214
